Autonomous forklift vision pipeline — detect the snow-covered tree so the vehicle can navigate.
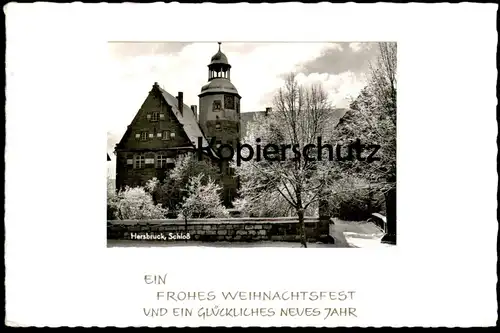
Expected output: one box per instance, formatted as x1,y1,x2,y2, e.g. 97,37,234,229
236,43,397,245
153,153,222,212
178,174,229,219
111,186,168,220
334,42,397,190
232,194,294,218
235,73,340,247
145,177,159,193
322,42,397,222
368,42,397,121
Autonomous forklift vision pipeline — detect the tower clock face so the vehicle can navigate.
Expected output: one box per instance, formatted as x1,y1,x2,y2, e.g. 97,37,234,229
224,95,235,109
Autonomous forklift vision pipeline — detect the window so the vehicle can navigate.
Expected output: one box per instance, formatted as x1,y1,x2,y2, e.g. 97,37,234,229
213,100,222,111
151,112,160,122
224,95,235,109
157,155,167,168
134,155,145,169
140,131,148,141
162,130,170,140
170,132,175,138
215,123,221,130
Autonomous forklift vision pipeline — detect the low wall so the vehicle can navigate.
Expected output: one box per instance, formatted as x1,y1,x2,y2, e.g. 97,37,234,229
107,217,333,243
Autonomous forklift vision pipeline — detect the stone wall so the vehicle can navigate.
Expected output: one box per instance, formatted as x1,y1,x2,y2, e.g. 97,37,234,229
107,217,333,243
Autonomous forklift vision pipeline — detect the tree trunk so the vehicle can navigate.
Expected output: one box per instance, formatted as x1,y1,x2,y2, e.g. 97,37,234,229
296,186,307,248
297,208,307,248
381,187,396,244
184,214,188,243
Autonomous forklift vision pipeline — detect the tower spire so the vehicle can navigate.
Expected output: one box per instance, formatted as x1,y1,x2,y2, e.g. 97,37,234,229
218,42,221,51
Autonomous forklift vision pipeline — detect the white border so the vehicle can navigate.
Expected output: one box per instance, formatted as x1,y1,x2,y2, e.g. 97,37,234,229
5,3,498,327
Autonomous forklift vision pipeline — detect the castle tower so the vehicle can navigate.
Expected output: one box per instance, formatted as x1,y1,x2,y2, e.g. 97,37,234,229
198,42,241,206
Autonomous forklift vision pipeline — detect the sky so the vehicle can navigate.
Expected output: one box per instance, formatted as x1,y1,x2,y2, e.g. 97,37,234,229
107,42,379,161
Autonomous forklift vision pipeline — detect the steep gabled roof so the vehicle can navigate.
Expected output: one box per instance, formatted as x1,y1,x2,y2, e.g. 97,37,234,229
240,111,266,138
157,86,219,158
240,108,349,138
158,87,208,148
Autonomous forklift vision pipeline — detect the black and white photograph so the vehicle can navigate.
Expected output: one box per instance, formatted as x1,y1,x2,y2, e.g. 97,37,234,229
6,2,497,328
106,42,397,248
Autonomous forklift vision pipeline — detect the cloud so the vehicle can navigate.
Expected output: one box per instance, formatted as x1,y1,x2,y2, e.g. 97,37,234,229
106,42,368,143
295,71,368,108
108,42,192,58
300,42,378,76
349,42,364,52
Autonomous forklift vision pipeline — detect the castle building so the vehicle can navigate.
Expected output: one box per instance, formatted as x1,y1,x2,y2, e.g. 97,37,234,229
198,42,241,206
114,42,268,207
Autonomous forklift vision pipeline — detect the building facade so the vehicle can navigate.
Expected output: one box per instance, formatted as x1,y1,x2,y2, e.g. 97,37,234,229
114,82,211,190
114,43,268,207
198,42,241,206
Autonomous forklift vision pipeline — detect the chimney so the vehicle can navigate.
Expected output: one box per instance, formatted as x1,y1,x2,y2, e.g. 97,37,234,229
153,82,159,88
191,105,198,120
265,107,272,115
177,92,184,116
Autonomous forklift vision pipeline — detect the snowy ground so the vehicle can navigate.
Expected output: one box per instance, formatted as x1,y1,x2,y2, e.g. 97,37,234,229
329,219,394,248
107,219,393,248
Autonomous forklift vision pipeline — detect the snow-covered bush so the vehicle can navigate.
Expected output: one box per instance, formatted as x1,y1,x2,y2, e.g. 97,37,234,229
111,186,168,220
178,174,229,219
